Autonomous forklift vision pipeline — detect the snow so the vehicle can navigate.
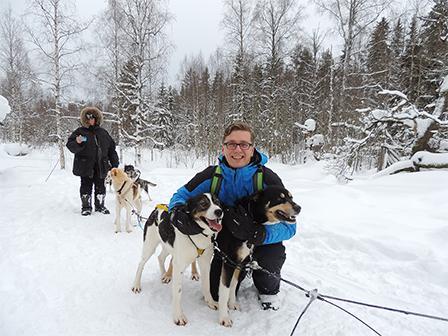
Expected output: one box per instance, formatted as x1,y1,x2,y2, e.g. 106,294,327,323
0,95,11,122
3,143,31,156
378,90,408,100
1,146,448,336
440,75,448,94
411,151,448,166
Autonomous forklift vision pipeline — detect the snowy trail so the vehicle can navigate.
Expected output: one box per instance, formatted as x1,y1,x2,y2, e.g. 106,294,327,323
1,147,447,336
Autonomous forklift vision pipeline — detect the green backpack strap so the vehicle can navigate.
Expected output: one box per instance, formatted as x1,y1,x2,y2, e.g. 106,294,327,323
211,165,263,196
252,165,264,192
210,165,223,196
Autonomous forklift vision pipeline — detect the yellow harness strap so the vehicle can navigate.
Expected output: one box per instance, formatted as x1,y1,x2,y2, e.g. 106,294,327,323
156,204,169,212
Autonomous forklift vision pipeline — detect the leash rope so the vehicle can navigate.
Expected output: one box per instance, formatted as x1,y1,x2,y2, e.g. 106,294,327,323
247,260,448,334
290,289,319,336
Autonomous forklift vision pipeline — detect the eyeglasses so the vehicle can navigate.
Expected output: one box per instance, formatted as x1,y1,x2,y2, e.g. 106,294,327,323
223,142,253,150
86,113,95,120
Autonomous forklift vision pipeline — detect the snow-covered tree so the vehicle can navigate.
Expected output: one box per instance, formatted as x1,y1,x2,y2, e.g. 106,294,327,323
26,0,90,169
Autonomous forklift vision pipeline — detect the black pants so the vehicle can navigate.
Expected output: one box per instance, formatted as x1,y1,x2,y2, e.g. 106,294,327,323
210,242,286,301
80,173,106,196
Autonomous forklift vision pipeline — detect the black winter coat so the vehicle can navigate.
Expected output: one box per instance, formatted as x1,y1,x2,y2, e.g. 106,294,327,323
66,125,119,179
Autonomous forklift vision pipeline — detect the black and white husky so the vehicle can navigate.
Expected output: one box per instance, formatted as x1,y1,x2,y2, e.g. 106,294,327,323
216,186,301,327
124,164,156,200
131,193,223,326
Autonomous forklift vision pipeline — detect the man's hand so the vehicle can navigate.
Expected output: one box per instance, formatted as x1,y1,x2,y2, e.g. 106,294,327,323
223,206,266,245
170,205,203,235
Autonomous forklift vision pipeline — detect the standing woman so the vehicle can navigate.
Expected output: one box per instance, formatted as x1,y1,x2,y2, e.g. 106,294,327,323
66,107,119,216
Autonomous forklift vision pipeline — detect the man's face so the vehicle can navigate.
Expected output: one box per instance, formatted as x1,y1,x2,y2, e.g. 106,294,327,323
222,130,254,168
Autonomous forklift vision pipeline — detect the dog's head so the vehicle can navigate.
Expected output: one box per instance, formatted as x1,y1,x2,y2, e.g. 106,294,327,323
109,167,129,186
124,164,139,179
250,186,301,224
185,193,223,233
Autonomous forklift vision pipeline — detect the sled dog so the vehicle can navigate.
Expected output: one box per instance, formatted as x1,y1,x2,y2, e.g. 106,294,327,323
124,164,157,201
131,194,223,326
109,167,142,233
216,185,301,327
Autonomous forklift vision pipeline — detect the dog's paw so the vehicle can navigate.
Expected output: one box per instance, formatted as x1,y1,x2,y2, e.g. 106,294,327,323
228,302,240,311
131,286,141,293
161,274,172,284
191,272,200,281
206,299,218,310
219,316,233,327
173,314,188,326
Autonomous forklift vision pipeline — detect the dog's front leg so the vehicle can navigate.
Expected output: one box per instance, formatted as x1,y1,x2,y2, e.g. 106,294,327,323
198,247,216,309
228,269,241,311
114,201,122,233
171,260,188,326
125,206,133,233
218,263,234,327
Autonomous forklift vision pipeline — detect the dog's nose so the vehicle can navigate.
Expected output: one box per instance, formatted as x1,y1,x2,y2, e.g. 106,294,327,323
293,204,301,214
215,209,223,218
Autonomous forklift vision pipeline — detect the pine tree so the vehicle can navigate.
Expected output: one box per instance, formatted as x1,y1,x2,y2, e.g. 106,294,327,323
367,18,391,92
315,49,335,142
152,83,174,148
402,16,423,103
419,0,448,106
115,56,139,147
389,19,405,91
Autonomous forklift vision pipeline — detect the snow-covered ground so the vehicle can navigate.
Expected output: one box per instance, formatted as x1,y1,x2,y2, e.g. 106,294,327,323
1,145,447,336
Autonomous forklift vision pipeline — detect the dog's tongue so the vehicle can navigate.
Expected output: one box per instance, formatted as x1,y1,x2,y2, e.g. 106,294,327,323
207,219,222,232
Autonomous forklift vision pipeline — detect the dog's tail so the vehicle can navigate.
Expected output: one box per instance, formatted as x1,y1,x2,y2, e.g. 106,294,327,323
147,181,157,187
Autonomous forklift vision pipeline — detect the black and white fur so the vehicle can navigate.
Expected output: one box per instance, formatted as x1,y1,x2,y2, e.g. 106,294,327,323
216,185,301,327
131,193,223,326
124,164,156,200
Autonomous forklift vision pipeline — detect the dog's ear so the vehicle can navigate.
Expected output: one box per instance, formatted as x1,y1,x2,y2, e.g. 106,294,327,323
111,168,118,176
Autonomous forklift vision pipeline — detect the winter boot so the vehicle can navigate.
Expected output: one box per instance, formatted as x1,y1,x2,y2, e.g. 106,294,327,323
95,194,110,214
81,194,92,216
258,293,281,311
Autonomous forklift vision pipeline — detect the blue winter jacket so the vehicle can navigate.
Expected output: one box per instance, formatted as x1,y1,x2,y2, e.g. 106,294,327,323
168,150,297,245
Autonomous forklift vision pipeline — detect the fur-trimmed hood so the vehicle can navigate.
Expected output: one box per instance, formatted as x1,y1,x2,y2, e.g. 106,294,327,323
80,106,103,127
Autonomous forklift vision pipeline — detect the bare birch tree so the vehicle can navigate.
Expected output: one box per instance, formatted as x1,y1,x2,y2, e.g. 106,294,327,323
0,7,34,144
26,0,89,169
253,0,302,155
314,0,391,91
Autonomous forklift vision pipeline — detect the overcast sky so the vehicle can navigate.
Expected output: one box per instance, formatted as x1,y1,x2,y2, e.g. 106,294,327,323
1,0,226,86
1,0,421,88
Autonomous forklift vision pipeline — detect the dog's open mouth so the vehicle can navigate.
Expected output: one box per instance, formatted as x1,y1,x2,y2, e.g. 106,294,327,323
275,210,296,223
201,217,223,232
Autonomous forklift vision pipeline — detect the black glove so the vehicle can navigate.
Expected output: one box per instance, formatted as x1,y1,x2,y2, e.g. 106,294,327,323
170,205,203,235
223,206,266,246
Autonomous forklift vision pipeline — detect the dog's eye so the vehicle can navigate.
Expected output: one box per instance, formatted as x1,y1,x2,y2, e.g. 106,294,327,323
280,193,285,198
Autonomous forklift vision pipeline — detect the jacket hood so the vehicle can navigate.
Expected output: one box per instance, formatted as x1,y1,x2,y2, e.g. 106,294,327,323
80,106,103,127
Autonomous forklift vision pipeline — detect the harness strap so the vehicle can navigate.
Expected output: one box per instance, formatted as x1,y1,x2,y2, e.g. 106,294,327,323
156,203,169,212
117,181,127,194
252,165,264,192
211,165,264,196
210,165,223,196
188,235,206,257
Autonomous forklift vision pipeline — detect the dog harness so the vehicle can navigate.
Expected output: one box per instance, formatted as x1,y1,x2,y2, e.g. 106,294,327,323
156,204,169,212
210,165,264,196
